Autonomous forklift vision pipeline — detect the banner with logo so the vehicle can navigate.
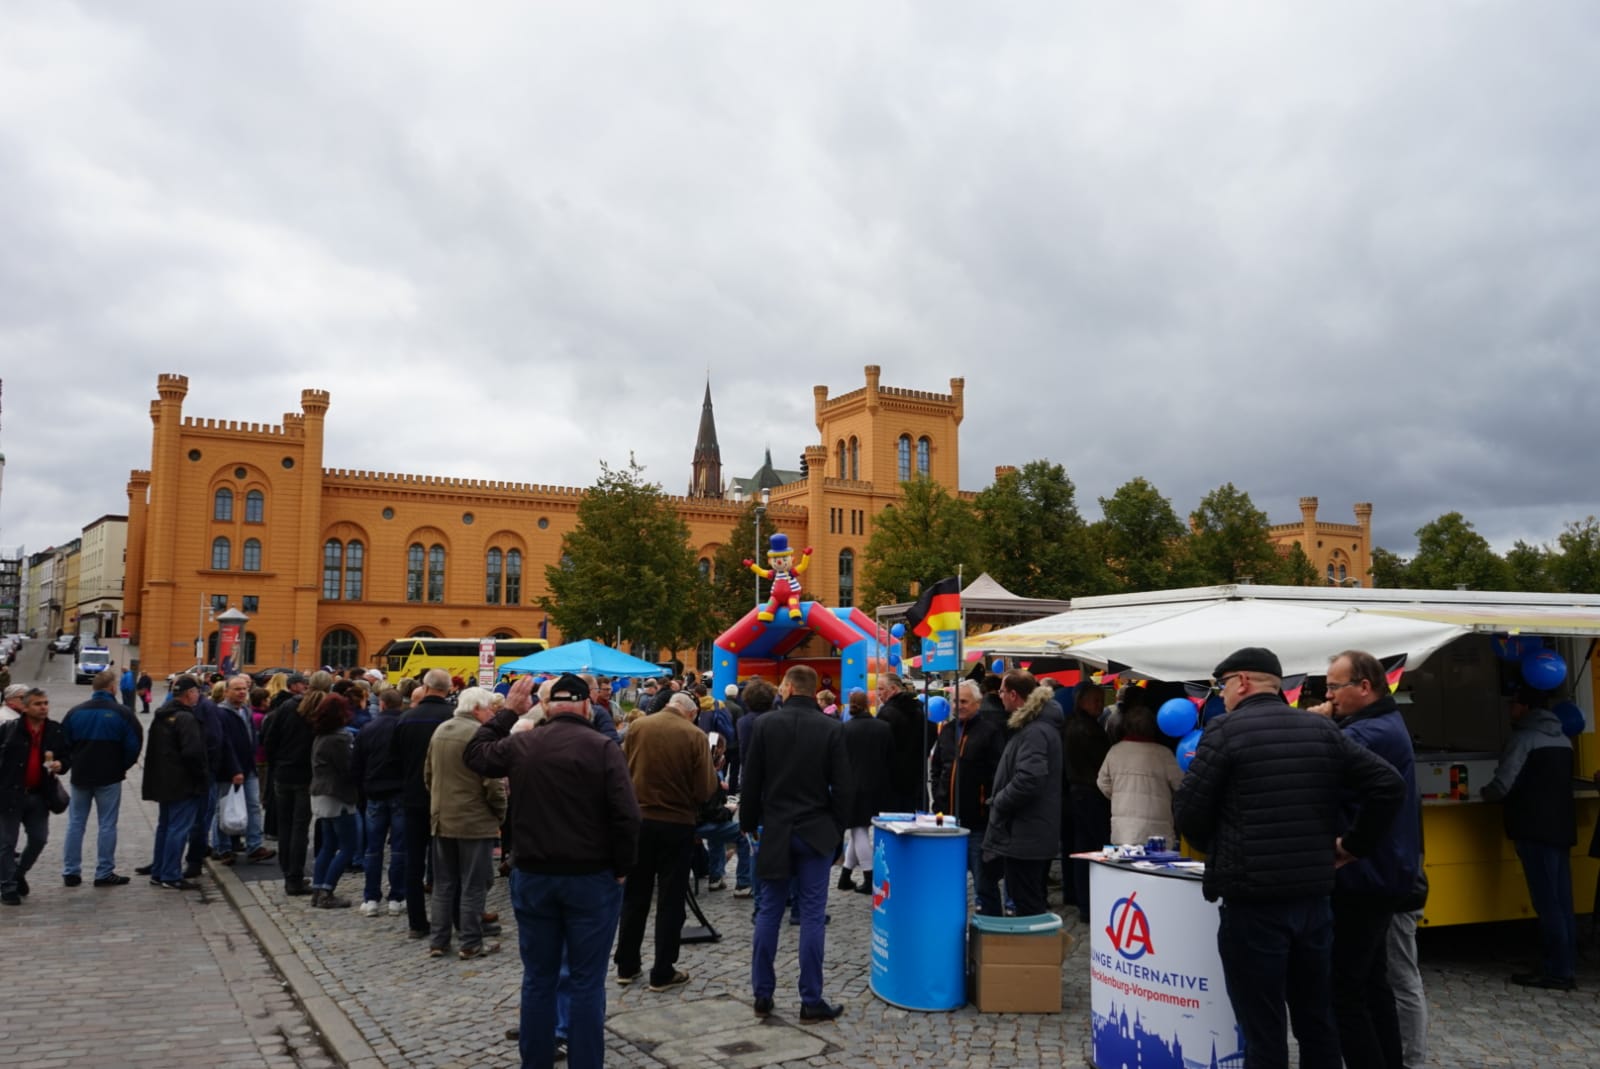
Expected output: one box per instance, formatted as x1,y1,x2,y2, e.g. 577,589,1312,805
1087,862,1241,1069
478,639,497,688
218,622,243,676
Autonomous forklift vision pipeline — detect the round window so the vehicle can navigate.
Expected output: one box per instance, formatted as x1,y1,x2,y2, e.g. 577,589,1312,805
537,518,549,530
463,512,475,525
188,449,202,462
382,508,395,520
234,466,248,479
281,457,295,469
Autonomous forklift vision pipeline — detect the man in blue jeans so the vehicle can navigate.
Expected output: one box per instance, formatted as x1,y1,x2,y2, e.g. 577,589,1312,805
351,687,407,916
1174,647,1404,1069
739,664,854,1022
143,677,210,890
464,673,640,1069
1481,686,1578,990
60,670,143,887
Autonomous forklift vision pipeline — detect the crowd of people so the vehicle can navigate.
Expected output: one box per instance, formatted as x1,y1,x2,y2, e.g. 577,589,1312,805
0,641,1584,1069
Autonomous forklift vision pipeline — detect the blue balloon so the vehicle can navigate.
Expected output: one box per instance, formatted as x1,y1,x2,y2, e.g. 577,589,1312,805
1157,697,1199,738
887,646,902,666
1521,648,1567,690
928,695,951,723
1554,700,1586,738
890,623,906,639
1176,728,1204,771
991,658,1006,673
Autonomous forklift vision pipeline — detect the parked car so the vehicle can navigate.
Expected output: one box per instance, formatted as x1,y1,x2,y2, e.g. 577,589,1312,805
75,646,113,685
249,666,299,685
167,664,219,685
50,634,77,655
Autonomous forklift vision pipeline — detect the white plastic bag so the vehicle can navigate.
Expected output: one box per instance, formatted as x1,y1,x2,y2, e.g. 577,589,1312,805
219,783,248,836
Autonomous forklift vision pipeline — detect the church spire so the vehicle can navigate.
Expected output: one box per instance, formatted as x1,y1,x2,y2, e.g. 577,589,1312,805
690,376,723,499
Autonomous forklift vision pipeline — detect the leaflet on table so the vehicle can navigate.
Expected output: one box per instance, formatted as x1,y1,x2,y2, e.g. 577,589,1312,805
873,812,962,834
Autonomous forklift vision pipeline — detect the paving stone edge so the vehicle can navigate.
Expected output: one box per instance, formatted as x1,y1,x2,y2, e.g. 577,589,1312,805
209,860,386,1069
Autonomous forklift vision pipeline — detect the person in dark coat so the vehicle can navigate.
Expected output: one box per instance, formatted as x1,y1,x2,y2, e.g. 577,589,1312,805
1311,650,1423,1066
142,678,209,890
1482,685,1578,990
263,671,329,896
740,665,854,1022
839,690,893,894
1063,681,1114,922
981,672,1063,918
930,679,1006,914
387,667,455,937
1173,647,1405,1069
873,674,928,812
0,688,69,904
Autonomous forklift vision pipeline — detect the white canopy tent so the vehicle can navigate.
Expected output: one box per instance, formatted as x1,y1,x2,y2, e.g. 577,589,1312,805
967,584,1600,682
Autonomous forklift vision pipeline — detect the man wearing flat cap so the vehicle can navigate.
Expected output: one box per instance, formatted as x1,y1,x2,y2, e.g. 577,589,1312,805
1173,647,1406,1069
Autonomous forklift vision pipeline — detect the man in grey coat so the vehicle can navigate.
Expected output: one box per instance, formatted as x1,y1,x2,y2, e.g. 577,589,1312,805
981,671,1063,917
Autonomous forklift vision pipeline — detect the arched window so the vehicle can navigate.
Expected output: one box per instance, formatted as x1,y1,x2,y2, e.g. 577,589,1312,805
207,630,257,666
324,540,343,599
505,550,522,605
213,487,234,522
427,545,445,603
486,548,503,605
1327,563,1336,580
1338,564,1347,581
838,549,855,608
849,437,860,481
897,435,911,482
836,440,846,478
211,537,231,570
242,538,262,572
345,541,364,600
320,628,359,669
406,544,424,602
698,557,711,581
244,490,264,524
916,436,931,478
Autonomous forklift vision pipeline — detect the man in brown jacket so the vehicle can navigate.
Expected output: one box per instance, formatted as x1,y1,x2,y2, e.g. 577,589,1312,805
424,686,508,959
615,691,716,990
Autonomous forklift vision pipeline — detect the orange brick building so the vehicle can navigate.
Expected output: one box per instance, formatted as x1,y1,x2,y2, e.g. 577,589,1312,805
1267,497,1375,586
123,367,967,675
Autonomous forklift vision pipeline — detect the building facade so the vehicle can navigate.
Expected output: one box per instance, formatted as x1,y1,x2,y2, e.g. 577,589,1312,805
1267,496,1374,586
74,515,128,641
123,367,968,676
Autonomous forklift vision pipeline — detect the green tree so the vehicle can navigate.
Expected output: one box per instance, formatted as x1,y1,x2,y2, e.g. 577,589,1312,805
974,460,1107,598
1505,539,1555,592
1188,484,1283,585
1551,517,1600,593
1097,477,1188,593
1369,547,1411,588
860,479,985,610
538,457,709,655
1278,541,1321,586
709,502,763,629
1406,512,1510,590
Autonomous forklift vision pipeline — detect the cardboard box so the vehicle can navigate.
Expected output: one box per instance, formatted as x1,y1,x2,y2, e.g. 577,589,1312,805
968,926,1075,1013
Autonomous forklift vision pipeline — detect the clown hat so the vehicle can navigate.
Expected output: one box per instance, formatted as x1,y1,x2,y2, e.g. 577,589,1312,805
766,533,793,558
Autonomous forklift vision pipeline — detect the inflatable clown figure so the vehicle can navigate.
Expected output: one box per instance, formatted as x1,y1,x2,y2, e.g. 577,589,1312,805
743,533,813,621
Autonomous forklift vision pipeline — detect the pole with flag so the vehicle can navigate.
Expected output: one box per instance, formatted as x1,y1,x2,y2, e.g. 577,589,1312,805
906,574,962,811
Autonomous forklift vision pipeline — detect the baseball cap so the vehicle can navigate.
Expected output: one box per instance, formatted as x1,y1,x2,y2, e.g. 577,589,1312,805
725,684,738,698
364,668,384,683
172,676,202,695
286,672,309,687
548,673,591,704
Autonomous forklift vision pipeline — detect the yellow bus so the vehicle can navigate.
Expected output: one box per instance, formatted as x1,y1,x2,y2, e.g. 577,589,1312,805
374,636,549,686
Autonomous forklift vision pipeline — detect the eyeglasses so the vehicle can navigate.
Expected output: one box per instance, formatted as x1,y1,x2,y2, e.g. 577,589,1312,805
1325,680,1361,692
1210,674,1238,694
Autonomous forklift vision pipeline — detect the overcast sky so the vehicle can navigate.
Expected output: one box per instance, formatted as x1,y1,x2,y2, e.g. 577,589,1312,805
3,2,1598,564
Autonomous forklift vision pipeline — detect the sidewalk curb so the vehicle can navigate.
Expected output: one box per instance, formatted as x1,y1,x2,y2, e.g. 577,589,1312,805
210,860,386,1069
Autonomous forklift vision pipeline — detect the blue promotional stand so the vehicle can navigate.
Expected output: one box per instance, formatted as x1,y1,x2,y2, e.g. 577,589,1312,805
868,818,970,1011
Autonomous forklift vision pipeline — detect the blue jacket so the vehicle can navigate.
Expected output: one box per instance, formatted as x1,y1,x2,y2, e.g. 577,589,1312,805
61,691,143,789
1334,696,1421,901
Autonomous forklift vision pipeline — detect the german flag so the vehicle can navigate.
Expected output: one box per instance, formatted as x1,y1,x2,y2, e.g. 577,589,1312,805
1382,654,1407,693
907,576,962,638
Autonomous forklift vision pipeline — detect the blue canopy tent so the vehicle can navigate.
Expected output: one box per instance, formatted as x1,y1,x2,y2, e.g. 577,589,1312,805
496,639,670,680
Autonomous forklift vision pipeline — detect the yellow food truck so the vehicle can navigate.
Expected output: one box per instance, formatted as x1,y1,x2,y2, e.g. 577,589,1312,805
974,584,1600,928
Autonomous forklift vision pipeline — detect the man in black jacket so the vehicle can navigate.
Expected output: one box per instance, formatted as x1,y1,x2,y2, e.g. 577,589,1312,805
1062,681,1112,923
351,686,408,916
740,664,854,1022
930,679,1004,913
143,678,209,890
1174,647,1405,1069
390,668,454,937
873,674,927,813
0,688,68,904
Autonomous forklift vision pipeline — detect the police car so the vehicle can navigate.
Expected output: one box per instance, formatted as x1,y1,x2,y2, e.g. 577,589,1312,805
75,646,112,685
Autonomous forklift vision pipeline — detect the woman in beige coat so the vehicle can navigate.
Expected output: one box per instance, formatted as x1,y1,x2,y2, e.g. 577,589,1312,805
1095,703,1184,846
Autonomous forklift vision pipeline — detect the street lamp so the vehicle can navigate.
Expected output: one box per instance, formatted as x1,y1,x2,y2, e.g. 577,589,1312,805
753,487,771,605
